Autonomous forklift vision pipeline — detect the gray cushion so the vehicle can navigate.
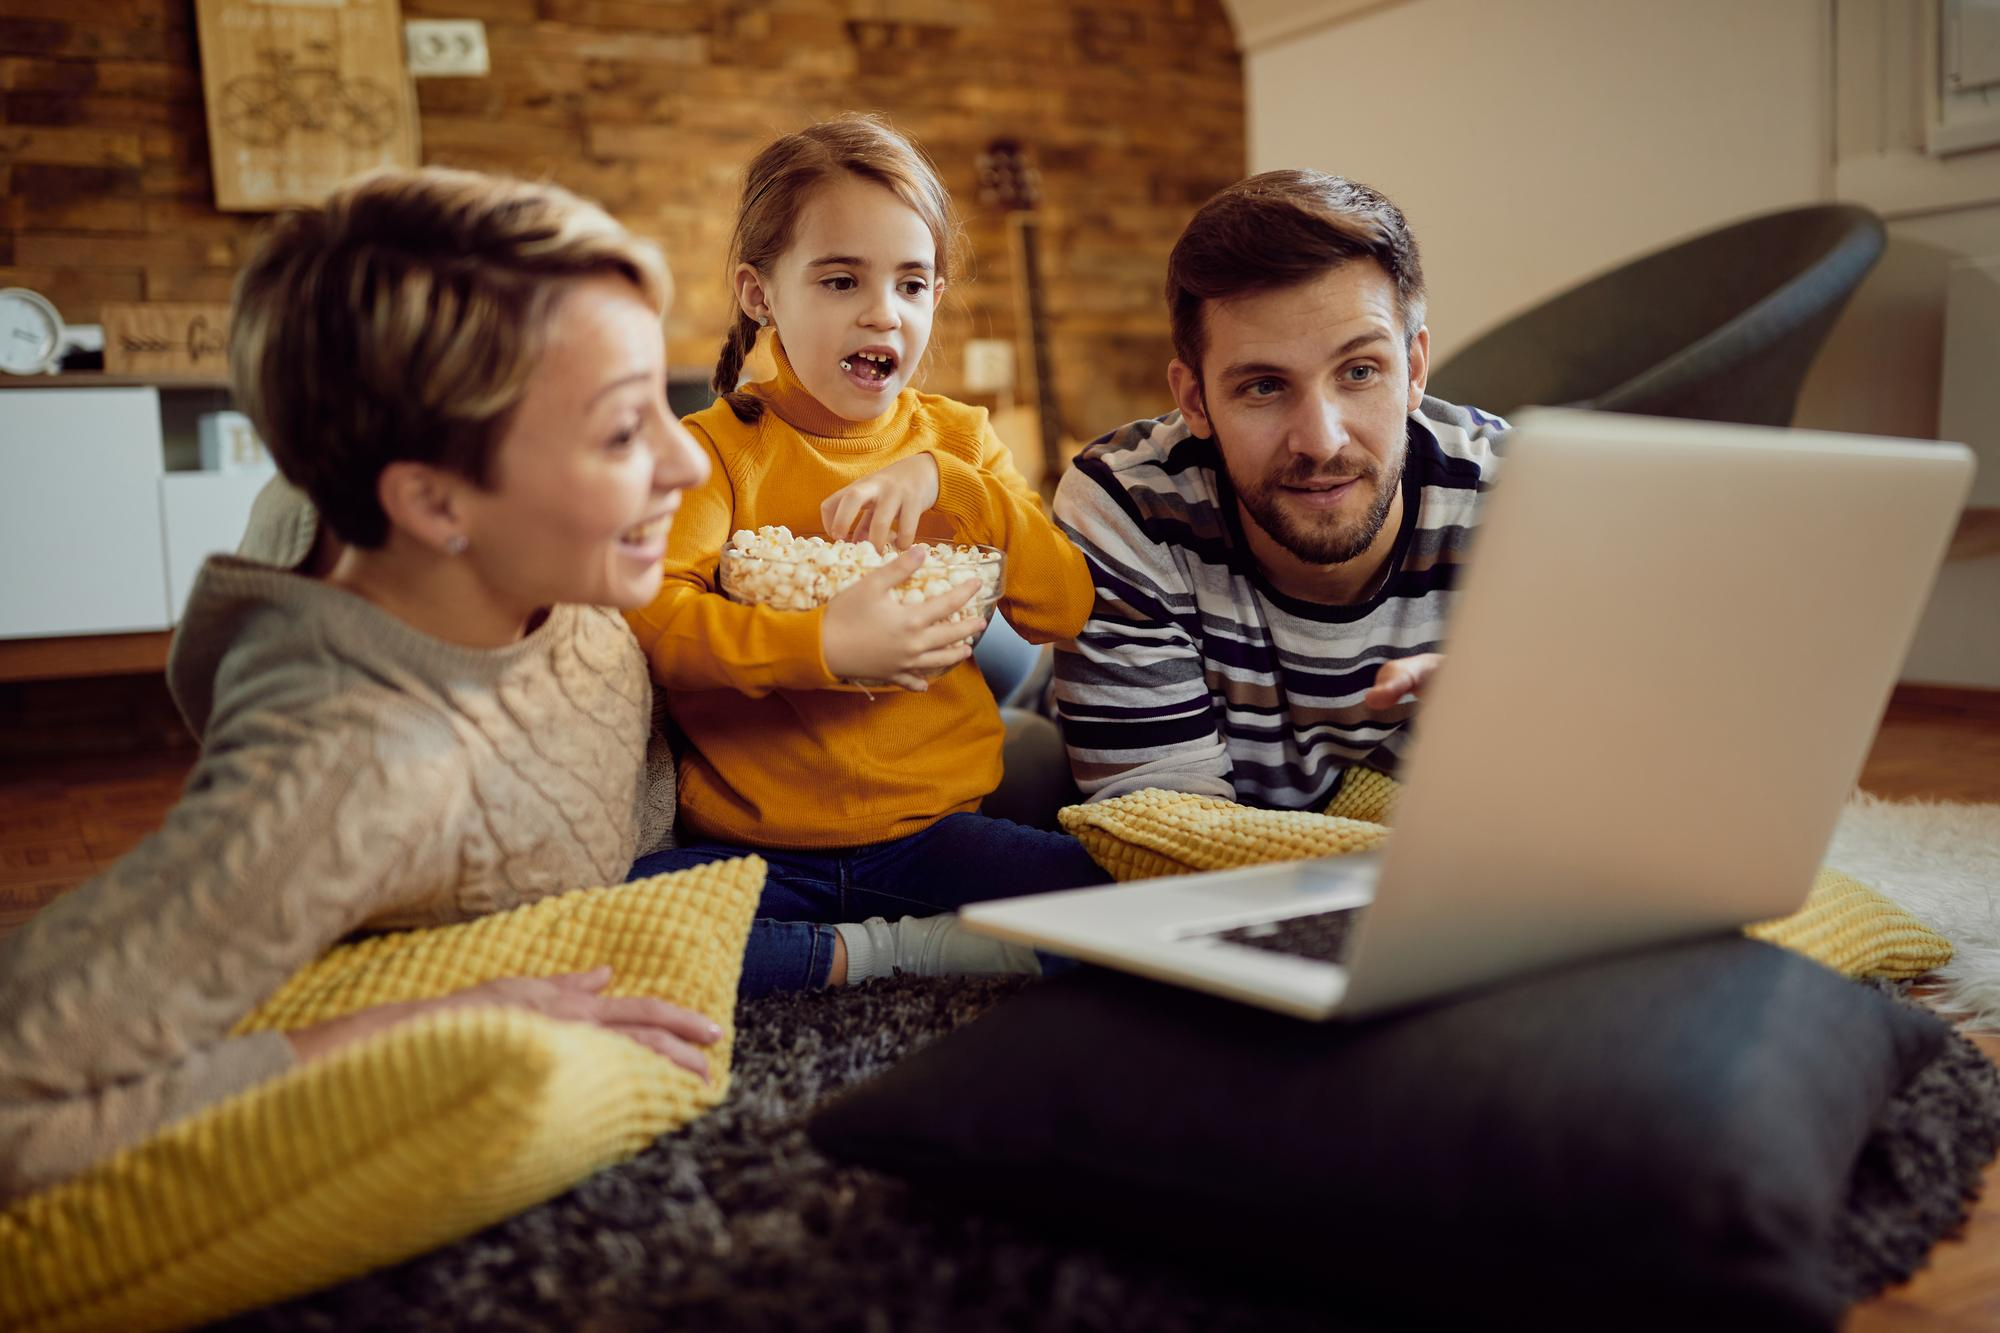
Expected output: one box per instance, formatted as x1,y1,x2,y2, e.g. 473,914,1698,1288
810,937,1945,1331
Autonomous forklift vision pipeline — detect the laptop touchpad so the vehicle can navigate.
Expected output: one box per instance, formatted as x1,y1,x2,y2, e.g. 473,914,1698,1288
1176,855,1380,912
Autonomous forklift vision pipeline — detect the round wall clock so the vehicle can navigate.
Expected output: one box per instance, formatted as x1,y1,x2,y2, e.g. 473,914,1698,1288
0,287,65,376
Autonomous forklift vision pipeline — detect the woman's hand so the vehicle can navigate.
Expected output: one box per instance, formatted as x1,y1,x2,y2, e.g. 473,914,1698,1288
284,965,722,1080
821,453,941,550
1363,653,1443,710
821,547,984,691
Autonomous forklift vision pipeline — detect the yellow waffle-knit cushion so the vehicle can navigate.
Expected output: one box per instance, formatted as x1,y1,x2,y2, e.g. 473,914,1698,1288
1064,787,1950,981
1058,789,1389,881
0,856,764,1333
1324,766,1401,825
1746,868,1954,981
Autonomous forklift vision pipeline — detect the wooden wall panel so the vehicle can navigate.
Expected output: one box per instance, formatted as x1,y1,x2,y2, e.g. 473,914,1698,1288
191,0,420,211
0,0,1245,440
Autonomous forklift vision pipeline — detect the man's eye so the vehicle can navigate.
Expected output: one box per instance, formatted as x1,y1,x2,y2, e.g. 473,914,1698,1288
1243,378,1283,398
1345,364,1377,383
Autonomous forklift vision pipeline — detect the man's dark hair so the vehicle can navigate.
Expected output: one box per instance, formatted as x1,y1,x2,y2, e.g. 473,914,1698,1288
1166,170,1426,375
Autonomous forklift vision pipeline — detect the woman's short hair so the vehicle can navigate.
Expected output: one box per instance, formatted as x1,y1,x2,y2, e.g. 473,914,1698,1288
230,166,670,548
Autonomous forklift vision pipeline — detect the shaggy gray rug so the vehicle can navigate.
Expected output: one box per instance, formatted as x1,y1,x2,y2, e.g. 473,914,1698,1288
209,975,2000,1333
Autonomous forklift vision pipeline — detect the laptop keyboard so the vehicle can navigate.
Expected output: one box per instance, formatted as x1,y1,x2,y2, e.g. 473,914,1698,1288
1200,907,1362,964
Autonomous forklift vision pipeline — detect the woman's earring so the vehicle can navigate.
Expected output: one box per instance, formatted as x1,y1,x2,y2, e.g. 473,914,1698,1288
756,313,770,328
444,534,469,556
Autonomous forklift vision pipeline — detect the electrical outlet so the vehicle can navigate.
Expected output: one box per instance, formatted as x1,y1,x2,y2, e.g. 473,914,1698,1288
405,19,489,77
963,338,1016,393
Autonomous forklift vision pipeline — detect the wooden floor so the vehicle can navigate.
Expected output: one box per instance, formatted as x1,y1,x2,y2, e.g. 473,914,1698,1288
0,677,1997,1324
0,749,192,937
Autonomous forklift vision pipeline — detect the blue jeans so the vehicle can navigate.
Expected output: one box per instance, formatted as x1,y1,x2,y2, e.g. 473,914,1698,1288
628,812,1110,996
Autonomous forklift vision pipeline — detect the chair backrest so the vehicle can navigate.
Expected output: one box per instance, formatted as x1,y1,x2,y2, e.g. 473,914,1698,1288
1427,204,1886,427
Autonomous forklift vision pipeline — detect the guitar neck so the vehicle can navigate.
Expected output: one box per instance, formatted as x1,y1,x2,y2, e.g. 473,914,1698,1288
1010,214,1064,479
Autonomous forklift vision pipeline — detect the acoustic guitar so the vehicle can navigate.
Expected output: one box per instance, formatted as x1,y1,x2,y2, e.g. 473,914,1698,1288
977,137,1082,498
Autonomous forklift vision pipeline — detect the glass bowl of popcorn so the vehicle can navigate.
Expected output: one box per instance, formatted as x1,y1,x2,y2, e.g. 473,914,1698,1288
717,525,1005,683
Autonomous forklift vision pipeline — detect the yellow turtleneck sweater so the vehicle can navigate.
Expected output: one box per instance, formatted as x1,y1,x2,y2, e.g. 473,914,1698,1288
624,339,1094,849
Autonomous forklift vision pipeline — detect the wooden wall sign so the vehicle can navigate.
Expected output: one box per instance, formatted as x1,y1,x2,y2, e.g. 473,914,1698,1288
102,303,235,376
193,0,420,213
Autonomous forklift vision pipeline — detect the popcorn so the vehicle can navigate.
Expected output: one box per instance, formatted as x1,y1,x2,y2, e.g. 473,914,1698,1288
719,526,1001,618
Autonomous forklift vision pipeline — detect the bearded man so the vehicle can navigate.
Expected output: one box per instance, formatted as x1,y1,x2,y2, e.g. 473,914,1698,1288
1052,170,1508,808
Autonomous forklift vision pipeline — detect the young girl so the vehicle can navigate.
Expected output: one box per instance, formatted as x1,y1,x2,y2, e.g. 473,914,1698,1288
626,117,1108,994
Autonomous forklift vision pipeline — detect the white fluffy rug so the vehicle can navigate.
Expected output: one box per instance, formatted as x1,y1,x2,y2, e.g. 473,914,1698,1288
1829,793,2000,1028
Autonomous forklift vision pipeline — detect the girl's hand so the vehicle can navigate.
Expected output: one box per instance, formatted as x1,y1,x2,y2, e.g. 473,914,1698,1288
821,547,984,691
821,453,941,550
284,966,721,1081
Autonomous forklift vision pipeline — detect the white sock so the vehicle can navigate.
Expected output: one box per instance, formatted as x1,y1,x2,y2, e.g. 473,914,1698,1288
833,915,1043,984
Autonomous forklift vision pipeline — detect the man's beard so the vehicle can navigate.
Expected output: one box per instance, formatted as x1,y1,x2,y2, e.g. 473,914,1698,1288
1227,441,1405,567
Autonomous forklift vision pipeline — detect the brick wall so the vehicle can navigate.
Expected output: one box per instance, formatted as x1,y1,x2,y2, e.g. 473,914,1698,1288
0,0,1245,441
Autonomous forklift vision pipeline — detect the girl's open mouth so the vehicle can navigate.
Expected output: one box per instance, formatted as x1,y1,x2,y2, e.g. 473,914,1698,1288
839,349,898,390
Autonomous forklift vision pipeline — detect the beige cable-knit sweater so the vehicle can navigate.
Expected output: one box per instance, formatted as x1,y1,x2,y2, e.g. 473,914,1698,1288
0,483,676,1202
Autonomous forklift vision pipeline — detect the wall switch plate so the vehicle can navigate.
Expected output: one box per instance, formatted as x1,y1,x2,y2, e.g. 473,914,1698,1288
405,19,489,77
963,338,1016,393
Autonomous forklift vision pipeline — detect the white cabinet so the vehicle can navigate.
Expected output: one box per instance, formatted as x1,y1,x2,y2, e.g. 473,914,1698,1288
0,384,271,642
160,471,271,621
0,388,173,637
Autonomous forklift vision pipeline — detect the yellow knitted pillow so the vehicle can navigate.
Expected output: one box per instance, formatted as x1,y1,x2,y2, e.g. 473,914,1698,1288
236,855,761,1033
0,856,764,1333
1324,766,1401,824
1058,788,1389,881
1064,788,1950,981
1746,868,1954,981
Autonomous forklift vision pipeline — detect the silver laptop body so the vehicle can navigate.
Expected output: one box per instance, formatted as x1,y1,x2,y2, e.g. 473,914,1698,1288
961,408,1976,1019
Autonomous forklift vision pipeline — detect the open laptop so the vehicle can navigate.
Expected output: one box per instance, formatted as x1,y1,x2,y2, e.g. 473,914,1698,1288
960,408,1976,1020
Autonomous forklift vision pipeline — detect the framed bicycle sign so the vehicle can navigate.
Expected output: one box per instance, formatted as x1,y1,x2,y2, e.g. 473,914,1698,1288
194,0,419,212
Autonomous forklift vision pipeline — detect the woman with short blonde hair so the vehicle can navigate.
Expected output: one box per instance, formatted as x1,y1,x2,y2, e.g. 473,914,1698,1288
0,167,716,1205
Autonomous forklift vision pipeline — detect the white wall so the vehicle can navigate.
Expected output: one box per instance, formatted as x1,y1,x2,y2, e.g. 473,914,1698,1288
1794,205,2000,443
1246,0,1830,358
1796,0,2000,452
1243,0,2000,688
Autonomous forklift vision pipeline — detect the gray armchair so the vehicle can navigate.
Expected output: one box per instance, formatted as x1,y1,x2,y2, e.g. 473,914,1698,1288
1427,204,1886,427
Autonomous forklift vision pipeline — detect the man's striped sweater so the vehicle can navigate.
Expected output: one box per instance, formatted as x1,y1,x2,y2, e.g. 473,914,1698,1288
1050,397,1507,809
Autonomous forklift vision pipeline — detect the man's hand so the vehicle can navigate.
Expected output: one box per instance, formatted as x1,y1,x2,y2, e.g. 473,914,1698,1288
821,453,941,550
821,546,983,691
285,965,723,1080
1363,653,1443,710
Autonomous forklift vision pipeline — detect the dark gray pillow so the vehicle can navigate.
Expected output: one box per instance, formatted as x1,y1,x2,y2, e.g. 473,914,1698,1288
810,937,1945,1332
